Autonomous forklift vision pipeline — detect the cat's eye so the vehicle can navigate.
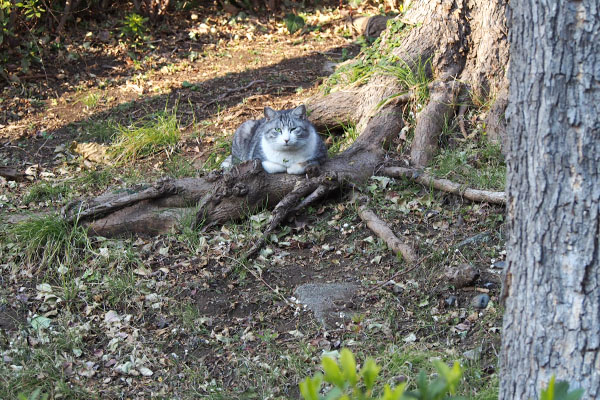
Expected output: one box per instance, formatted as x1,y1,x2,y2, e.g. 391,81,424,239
275,128,282,133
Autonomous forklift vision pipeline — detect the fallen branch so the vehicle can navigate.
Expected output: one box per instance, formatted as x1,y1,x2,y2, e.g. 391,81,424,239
62,179,179,223
358,205,418,263
382,166,506,205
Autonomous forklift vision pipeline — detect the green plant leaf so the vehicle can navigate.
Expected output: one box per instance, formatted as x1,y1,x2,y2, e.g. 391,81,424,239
541,376,584,400
284,13,305,34
299,374,323,400
30,315,52,330
380,383,406,400
340,348,358,387
322,356,345,388
360,358,381,392
433,360,462,394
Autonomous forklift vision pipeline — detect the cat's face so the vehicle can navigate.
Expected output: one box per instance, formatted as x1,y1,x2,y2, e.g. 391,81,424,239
262,106,311,151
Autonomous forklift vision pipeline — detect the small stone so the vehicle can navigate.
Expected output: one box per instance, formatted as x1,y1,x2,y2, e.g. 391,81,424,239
444,263,479,288
471,294,490,309
445,295,458,307
491,260,506,269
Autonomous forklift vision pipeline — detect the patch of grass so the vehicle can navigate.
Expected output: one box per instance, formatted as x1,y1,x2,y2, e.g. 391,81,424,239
110,110,181,163
74,168,114,191
0,316,93,399
432,140,505,191
104,268,139,309
79,119,116,142
379,56,432,106
164,154,197,178
5,214,91,269
23,181,72,204
202,136,232,170
327,122,359,156
80,92,101,109
323,18,410,92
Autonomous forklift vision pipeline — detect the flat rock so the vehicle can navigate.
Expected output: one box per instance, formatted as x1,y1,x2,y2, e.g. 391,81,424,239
294,283,359,328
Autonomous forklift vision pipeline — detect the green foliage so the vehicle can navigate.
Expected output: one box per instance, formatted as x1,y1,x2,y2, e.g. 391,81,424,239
16,0,45,20
18,388,49,400
284,13,305,34
23,181,72,204
110,110,181,163
324,18,411,93
5,213,91,269
327,122,359,156
120,12,149,43
432,140,505,191
540,376,583,400
0,0,45,72
201,136,232,170
299,349,465,400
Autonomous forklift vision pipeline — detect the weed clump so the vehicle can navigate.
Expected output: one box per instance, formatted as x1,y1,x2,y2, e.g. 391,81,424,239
5,214,90,269
110,111,181,163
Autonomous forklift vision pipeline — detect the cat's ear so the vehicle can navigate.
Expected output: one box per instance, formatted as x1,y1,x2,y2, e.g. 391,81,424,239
291,104,307,119
264,107,278,120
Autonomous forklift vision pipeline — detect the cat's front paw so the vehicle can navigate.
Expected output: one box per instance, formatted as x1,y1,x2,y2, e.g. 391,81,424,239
286,163,306,175
262,161,287,174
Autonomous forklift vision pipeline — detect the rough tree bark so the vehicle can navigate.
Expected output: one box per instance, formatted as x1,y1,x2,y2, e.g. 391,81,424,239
64,0,510,241
500,1,600,399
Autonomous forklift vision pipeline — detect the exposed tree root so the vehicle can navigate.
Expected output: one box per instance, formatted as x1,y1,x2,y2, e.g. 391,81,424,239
410,79,460,167
382,166,506,205
358,205,418,263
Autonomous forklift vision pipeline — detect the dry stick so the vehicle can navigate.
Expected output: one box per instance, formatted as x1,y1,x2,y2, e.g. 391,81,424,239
62,180,178,223
358,206,418,264
224,256,293,307
383,166,506,205
57,0,81,34
365,255,427,295
202,80,266,109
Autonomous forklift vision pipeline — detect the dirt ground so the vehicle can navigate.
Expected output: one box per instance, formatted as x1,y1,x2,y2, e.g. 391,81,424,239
0,3,504,399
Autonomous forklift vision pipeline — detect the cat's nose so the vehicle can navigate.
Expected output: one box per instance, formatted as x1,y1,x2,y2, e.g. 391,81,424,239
284,138,289,143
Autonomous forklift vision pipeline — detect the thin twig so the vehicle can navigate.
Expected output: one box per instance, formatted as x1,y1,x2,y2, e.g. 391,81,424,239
458,103,469,138
202,80,266,110
224,256,293,307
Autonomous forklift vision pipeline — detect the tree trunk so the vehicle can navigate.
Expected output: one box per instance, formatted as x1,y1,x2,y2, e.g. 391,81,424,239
500,1,600,399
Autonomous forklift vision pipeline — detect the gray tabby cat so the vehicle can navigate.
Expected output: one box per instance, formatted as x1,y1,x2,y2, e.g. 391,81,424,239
221,105,327,174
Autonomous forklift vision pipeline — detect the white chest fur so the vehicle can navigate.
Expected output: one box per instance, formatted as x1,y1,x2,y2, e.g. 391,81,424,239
260,133,317,167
